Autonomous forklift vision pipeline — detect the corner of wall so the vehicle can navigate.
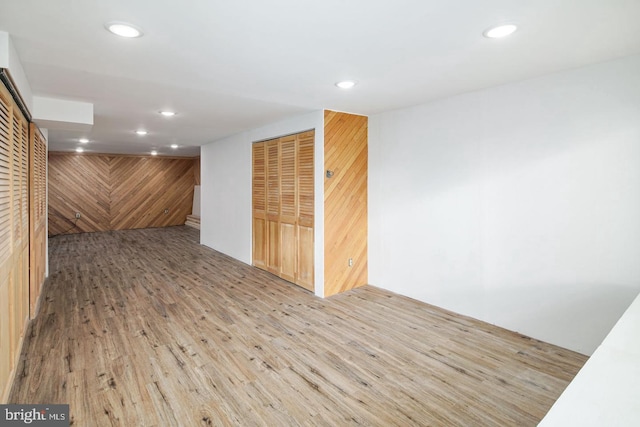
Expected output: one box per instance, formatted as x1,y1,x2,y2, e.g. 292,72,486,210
0,32,33,114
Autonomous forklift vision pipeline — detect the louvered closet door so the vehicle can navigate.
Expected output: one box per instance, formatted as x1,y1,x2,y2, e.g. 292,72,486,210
279,135,297,283
0,86,12,395
296,131,314,291
252,142,267,269
10,105,29,362
15,114,29,330
0,89,11,267
0,81,30,399
266,139,280,275
11,114,21,250
251,131,314,291
30,124,47,317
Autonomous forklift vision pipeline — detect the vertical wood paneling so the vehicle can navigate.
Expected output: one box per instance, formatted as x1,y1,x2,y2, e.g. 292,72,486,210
48,153,197,236
0,81,30,403
324,110,368,297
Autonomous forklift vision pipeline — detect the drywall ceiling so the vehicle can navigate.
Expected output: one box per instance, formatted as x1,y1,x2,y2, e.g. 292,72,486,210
1,0,639,156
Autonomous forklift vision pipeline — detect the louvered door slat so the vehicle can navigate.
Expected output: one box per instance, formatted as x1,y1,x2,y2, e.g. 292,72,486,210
296,131,314,291
35,137,46,220
279,135,297,282
11,116,21,245
266,140,279,216
20,123,28,236
251,130,314,291
0,90,10,266
252,142,267,269
252,143,266,212
30,124,47,318
266,139,280,274
1,79,32,401
280,136,296,217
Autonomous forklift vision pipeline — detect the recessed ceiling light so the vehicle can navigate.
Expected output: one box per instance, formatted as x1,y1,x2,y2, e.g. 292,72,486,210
150,150,158,156
105,22,144,38
170,144,178,149
136,130,148,136
483,24,518,38
335,80,357,89
160,111,176,117
79,138,89,144
75,147,84,153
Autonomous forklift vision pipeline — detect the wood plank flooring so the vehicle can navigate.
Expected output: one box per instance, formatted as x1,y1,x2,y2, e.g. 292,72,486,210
9,226,587,426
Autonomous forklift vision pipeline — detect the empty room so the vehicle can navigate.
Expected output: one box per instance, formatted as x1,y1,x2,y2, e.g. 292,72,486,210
1,1,639,426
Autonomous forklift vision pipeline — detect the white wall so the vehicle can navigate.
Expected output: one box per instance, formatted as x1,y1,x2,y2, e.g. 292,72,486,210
2,32,93,131
369,54,640,355
201,111,325,296
32,96,93,130
192,185,201,217
540,292,640,426
0,32,33,113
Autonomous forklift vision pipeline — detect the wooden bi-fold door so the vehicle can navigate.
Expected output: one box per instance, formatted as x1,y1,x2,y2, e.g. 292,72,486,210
0,80,30,401
252,130,314,291
29,123,47,317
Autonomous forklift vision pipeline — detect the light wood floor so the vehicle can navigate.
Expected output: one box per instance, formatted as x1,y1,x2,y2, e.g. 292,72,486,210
9,226,587,426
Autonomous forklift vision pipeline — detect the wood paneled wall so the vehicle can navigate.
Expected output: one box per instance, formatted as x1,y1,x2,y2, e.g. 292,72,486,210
0,80,31,402
194,157,201,185
324,110,368,297
48,153,197,235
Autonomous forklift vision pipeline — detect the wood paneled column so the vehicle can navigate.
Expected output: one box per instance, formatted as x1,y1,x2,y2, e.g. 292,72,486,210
323,110,368,297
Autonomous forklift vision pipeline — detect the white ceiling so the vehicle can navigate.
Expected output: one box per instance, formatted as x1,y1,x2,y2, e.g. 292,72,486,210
1,0,639,157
